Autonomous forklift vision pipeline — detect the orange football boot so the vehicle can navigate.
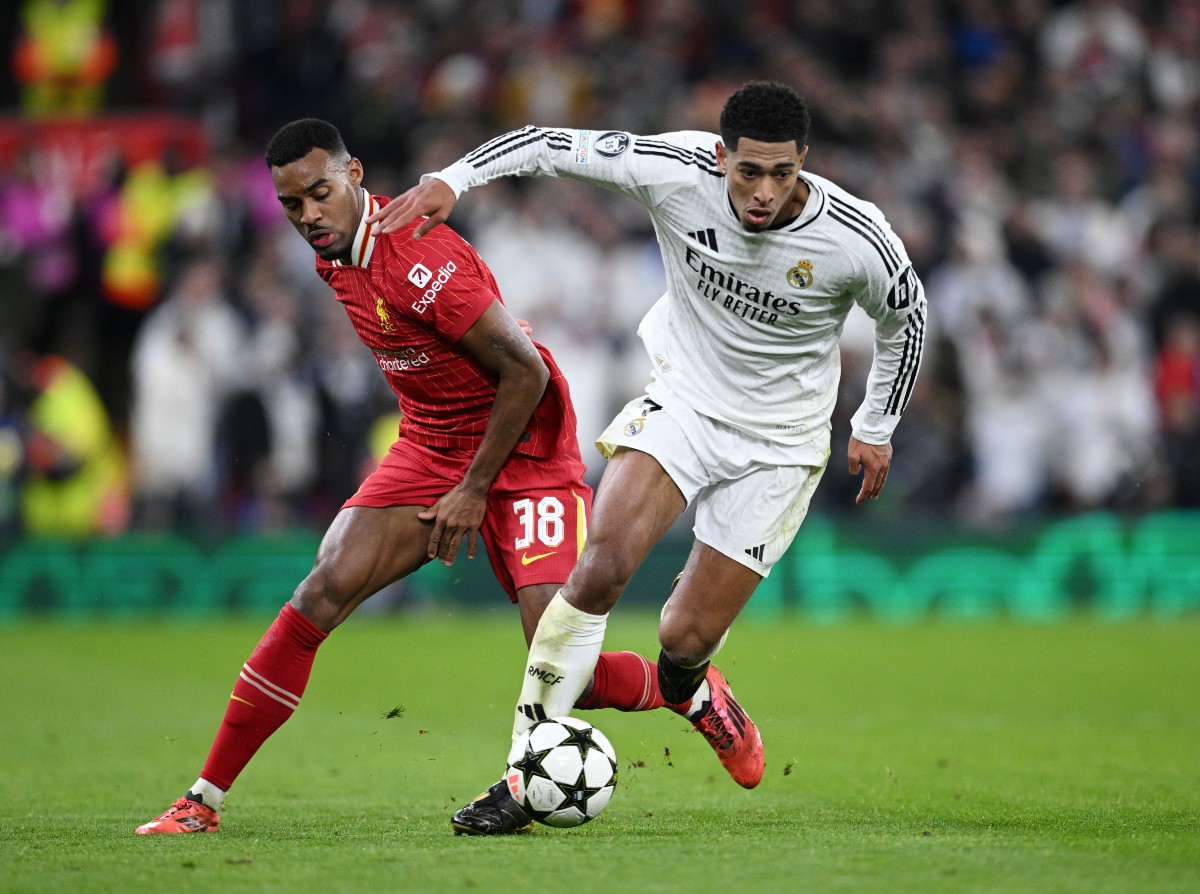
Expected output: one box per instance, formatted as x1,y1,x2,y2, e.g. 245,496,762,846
680,665,765,789
136,797,220,834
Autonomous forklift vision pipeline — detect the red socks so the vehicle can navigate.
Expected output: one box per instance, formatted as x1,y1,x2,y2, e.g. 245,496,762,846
578,651,667,712
198,612,664,790
200,604,328,790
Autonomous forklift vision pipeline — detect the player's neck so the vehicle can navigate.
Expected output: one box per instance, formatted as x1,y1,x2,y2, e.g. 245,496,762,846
335,187,370,265
770,178,810,231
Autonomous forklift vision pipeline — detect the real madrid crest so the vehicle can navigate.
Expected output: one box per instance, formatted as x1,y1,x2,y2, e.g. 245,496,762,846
624,418,645,437
787,259,815,289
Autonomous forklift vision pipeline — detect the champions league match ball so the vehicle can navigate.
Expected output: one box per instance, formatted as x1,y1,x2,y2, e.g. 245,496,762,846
505,717,619,828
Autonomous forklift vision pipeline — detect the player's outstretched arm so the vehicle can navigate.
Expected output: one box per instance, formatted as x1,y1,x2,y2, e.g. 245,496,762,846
848,436,892,504
367,177,457,238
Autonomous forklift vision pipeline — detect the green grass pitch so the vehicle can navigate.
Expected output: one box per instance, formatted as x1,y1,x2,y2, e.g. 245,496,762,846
2,610,1197,893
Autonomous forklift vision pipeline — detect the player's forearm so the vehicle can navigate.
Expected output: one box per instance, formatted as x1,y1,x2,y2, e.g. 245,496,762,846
851,308,927,443
426,125,649,202
460,359,550,494
423,126,565,198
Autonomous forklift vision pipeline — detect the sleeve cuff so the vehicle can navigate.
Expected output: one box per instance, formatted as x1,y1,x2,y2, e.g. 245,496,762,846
850,405,896,445
420,165,472,198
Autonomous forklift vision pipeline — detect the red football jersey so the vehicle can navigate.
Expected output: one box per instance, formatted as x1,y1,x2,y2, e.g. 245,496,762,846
317,192,576,459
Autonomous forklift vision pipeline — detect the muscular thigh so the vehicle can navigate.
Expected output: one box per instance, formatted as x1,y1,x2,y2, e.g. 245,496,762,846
304,436,468,626
562,447,686,611
296,505,434,628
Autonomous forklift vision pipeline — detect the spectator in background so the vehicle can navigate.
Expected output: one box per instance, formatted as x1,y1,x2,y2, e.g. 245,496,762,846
15,351,126,537
1040,261,1157,510
233,258,320,530
2,0,1199,532
128,253,241,532
1155,314,1200,418
93,152,215,425
12,0,118,116
1030,149,1133,280
1155,314,1200,506
0,360,25,542
959,307,1055,519
1144,0,1200,115
0,148,84,358
1144,219,1200,350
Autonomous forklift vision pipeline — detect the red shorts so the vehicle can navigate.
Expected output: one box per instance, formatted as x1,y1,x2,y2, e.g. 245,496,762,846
344,438,592,601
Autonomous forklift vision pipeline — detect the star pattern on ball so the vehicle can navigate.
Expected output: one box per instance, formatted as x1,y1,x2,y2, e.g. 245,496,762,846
565,768,607,814
512,748,554,783
557,724,599,752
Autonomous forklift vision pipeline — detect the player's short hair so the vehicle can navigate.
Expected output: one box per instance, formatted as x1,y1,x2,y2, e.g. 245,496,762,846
719,81,810,151
265,118,350,168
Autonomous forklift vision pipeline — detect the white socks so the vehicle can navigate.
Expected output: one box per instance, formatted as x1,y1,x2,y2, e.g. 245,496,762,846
513,591,607,741
685,679,712,720
188,778,226,811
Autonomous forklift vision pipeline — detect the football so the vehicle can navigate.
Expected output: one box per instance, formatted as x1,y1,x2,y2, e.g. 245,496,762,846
505,716,618,828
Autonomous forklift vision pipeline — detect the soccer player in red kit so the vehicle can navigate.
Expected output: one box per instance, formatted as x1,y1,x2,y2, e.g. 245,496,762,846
136,119,673,837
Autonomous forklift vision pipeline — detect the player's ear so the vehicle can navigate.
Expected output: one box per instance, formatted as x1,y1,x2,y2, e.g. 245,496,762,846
716,142,728,173
347,157,364,187
797,145,809,168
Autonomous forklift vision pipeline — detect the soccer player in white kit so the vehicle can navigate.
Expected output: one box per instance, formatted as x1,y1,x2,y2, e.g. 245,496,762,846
370,81,927,833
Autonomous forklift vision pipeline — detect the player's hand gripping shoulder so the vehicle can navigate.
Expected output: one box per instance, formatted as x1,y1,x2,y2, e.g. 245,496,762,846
848,436,893,505
418,482,488,566
367,178,457,239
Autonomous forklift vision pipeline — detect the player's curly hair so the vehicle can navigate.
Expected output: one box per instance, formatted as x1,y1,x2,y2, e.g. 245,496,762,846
265,118,350,168
719,81,810,150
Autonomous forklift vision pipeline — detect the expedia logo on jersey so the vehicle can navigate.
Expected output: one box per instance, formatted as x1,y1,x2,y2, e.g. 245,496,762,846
787,259,815,289
408,263,432,287
685,245,802,326
373,347,430,373
410,260,457,314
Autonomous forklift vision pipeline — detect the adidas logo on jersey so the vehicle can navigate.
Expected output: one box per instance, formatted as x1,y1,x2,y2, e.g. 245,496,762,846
687,228,719,251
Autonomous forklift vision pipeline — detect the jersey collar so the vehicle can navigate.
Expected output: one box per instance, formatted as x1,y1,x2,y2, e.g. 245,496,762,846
332,189,380,268
780,174,826,232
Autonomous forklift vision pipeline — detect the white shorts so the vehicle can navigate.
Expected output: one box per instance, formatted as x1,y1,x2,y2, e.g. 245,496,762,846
596,388,831,577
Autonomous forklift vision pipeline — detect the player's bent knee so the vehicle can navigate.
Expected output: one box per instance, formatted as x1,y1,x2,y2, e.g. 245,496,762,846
658,622,724,669
569,544,637,611
290,567,354,631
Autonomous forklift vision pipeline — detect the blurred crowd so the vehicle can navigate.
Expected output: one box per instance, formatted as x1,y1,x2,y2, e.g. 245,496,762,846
0,0,1198,544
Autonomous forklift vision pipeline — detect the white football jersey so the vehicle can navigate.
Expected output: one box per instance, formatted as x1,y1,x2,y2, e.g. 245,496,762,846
428,127,927,448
